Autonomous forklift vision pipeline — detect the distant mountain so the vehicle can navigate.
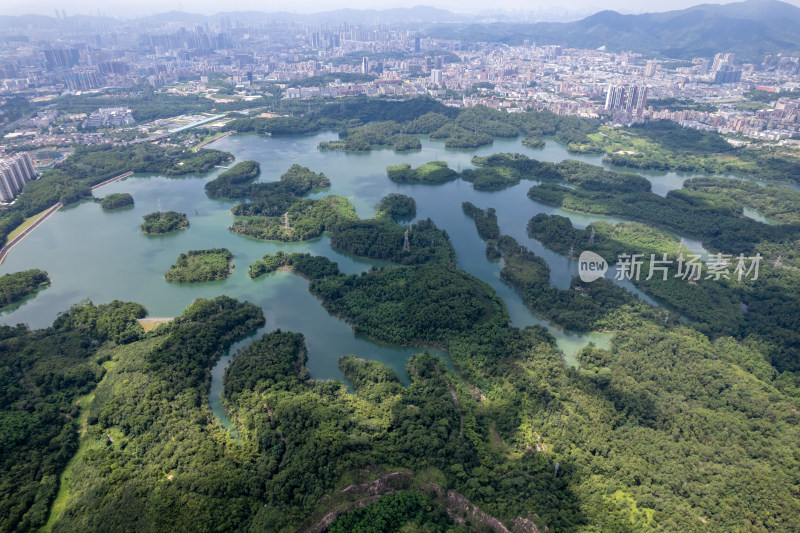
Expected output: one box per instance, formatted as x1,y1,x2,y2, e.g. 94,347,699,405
0,6,471,30
2,0,798,61
427,0,800,60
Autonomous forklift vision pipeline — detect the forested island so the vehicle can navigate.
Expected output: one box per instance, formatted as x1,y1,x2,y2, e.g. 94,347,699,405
387,152,645,192
0,268,50,306
377,193,416,221
462,202,500,240
99,193,134,210
249,251,340,279
140,211,189,234
164,248,233,283
203,162,347,242
387,161,458,184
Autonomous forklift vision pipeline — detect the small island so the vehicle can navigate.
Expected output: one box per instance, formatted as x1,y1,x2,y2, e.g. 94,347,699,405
377,193,416,221
100,193,134,210
386,161,457,184
0,269,50,307
140,211,189,234
249,251,339,279
522,136,545,148
165,248,233,283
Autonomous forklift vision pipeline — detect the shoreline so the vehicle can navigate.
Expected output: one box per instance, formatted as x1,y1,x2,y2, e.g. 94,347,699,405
0,171,133,265
193,130,235,151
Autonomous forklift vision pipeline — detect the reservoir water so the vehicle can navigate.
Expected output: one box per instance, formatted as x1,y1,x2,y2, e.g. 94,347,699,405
0,132,745,425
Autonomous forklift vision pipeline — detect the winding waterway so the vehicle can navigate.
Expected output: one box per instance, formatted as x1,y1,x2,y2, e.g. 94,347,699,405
0,132,754,428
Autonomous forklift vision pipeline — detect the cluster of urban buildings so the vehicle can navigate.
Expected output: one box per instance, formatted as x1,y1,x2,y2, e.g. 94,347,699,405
0,152,37,202
1,15,799,142
82,107,135,128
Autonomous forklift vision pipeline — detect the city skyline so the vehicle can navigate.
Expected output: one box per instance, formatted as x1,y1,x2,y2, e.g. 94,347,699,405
4,0,800,19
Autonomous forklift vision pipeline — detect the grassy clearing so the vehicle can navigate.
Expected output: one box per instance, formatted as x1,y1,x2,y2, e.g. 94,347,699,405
192,131,229,151
137,317,174,332
5,208,53,245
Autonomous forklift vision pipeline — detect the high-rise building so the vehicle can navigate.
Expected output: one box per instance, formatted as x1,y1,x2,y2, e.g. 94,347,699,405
604,85,626,111
714,67,742,84
629,85,648,115
361,57,369,74
44,48,80,70
605,85,647,116
645,60,658,77
414,37,420,53
0,153,37,203
63,69,102,91
431,69,442,84
712,52,735,72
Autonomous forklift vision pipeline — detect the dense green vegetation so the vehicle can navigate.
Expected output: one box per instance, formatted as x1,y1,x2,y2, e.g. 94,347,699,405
231,195,356,241
226,97,598,153
330,218,455,266
49,297,265,532
569,121,800,183
225,96,456,136
0,301,145,532
0,268,50,307
388,153,651,193
249,251,340,280
140,211,189,234
0,212,25,247
494,234,664,332
164,248,233,283
98,193,133,210
684,176,800,224
319,121,422,152
376,193,416,221
527,214,686,259
267,242,800,531
527,212,800,374
328,491,462,533
526,168,800,271
7,95,800,532
462,202,500,240
204,160,261,198
430,123,494,149
521,135,545,148
216,163,330,208
386,161,458,184
7,252,800,533
205,163,344,242
310,262,507,345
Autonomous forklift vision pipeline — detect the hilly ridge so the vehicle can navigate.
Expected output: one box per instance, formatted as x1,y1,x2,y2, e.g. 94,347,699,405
428,0,800,60
2,0,799,60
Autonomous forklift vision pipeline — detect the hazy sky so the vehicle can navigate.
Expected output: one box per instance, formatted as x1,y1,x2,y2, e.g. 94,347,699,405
4,0,800,19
